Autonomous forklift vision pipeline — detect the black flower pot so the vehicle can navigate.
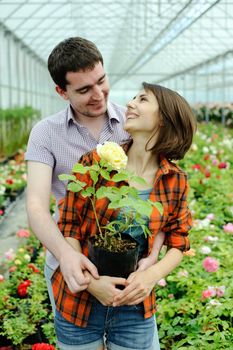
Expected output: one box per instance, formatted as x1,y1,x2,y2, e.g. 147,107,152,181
88,234,139,278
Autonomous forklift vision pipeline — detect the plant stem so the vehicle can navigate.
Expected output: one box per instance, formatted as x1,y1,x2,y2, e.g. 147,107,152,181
89,196,103,238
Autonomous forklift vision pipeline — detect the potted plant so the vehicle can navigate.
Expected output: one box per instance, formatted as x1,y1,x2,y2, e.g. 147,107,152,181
59,142,163,277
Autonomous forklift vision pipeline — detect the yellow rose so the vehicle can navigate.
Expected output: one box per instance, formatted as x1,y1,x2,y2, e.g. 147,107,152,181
97,142,128,170
24,254,31,261
15,259,22,265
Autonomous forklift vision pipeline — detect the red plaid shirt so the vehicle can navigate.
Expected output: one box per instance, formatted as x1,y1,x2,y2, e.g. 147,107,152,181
52,142,192,327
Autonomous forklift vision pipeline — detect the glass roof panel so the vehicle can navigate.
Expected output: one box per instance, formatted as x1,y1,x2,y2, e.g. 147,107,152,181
0,0,232,99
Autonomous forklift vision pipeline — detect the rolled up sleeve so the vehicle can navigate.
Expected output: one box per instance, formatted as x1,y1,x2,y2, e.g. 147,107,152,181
163,179,192,252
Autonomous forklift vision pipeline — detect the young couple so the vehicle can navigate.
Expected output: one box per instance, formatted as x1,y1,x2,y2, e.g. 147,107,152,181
26,37,196,350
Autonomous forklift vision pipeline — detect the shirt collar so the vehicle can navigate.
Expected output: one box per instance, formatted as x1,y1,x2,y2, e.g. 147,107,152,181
66,102,120,129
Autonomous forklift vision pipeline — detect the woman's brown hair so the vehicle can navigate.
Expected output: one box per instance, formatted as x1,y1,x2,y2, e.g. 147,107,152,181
143,82,197,160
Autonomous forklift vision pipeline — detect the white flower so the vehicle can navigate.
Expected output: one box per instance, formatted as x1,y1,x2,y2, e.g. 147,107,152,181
191,143,198,151
206,299,222,308
97,142,128,170
200,246,212,254
202,146,209,153
177,270,189,278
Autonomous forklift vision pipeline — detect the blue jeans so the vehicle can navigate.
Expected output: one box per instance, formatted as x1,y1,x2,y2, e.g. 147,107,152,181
44,265,160,350
44,264,160,350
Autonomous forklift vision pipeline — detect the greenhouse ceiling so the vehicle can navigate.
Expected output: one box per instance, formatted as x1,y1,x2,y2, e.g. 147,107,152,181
0,0,233,90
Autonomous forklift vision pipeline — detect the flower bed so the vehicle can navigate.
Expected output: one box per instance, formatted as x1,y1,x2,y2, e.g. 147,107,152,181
0,230,56,348
156,123,233,349
0,150,27,222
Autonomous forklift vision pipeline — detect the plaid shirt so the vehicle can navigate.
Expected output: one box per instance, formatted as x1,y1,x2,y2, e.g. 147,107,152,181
52,142,192,327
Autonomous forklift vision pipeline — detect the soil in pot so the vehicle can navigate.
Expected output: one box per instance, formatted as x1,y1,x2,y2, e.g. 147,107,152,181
88,234,139,278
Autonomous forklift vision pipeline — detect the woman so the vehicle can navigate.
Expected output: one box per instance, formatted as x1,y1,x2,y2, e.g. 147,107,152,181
52,83,196,350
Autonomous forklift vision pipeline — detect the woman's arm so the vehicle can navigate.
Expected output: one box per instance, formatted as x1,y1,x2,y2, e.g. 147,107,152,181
112,247,182,306
137,231,165,271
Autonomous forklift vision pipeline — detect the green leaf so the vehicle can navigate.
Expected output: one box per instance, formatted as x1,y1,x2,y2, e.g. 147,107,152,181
149,201,163,215
58,174,76,182
100,169,111,180
81,188,94,197
90,170,99,185
111,173,129,182
131,175,147,185
72,163,88,174
67,182,85,192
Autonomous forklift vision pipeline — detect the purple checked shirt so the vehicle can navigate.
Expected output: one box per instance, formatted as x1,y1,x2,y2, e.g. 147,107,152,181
25,101,129,269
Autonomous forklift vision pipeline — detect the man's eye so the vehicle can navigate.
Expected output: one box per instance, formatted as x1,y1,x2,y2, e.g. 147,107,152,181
79,88,89,94
98,78,105,85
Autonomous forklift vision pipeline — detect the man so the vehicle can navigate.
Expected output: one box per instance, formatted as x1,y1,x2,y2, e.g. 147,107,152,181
25,37,129,312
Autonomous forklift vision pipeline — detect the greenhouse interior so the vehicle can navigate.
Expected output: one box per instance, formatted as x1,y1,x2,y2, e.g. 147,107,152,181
0,0,232,349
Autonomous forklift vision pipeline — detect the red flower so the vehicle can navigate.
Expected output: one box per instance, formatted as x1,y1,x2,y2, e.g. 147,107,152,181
218,162,227,169
17,280,31,298
32,344,55,350
0,209,4,216
192,164,201,170
6,178,14,185
204,154,210,161
205,171,211,178
28,263,40,273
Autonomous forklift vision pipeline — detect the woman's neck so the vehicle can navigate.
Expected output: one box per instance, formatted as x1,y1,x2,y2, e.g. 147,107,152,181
126,138,159,189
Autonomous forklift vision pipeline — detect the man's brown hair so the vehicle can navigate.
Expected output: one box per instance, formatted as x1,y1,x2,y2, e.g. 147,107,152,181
48,37,103,90
143,82,197,160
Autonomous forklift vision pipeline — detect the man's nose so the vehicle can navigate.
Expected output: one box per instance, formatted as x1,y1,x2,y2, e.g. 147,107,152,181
92,86,103,100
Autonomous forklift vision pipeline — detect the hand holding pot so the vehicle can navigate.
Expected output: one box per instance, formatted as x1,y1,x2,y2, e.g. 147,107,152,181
86,272,127,306
112,268,156,306
59,246,99,293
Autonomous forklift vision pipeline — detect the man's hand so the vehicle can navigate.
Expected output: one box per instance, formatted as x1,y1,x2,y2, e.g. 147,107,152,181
86,271,127,306
59,246,99,293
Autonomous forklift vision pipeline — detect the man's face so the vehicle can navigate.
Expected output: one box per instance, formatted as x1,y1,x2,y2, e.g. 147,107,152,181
57,62,110,119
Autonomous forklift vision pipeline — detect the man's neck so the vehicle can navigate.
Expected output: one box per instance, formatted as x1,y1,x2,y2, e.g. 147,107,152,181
77,113,107,141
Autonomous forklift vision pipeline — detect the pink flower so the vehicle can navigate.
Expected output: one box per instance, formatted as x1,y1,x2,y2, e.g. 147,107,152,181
9,266,17,273
202,289,215,299
223,223,233,234
16,229,30,238
206,213,214,221
4,248,15,260
203,257,219,272
157,278,167,287
212,159,218,166
0,209,4,216
216,286,225,297
0,274,5,282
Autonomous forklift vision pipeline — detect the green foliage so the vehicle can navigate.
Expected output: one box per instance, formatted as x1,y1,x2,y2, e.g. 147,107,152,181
156,123,233,349
0,106,40,158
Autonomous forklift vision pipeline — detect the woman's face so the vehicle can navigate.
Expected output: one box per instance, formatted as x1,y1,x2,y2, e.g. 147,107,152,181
124,89,161,135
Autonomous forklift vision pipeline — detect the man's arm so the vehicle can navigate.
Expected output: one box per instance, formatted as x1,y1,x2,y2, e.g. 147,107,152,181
26,161,99,293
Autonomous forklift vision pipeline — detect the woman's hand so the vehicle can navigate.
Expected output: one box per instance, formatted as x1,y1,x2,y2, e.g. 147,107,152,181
112,268,157,306
86,271,127,306
137,255,157,271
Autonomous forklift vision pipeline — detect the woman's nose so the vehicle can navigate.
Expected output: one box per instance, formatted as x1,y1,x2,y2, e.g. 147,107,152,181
126,100,135,109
